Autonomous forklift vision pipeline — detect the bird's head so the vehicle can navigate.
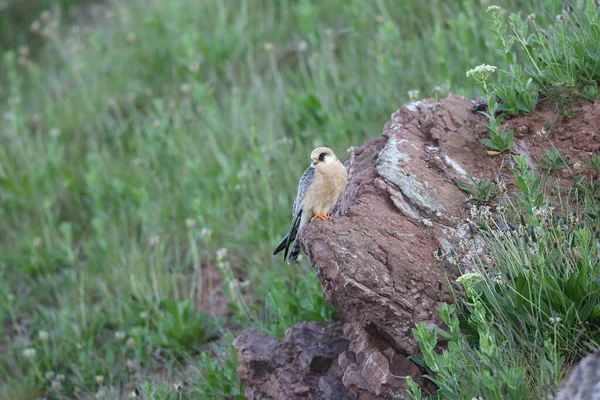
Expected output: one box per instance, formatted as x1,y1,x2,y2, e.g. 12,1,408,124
310,147,337,167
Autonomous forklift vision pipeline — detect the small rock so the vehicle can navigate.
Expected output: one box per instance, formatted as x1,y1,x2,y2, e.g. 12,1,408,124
292,382,311,396
555,351,600,400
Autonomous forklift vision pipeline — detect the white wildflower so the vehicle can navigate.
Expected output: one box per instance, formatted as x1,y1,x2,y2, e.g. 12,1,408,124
466,64,497,78
188,61,200,73
549,316,561,324
470,205,479,219
216,248,228,261
408,90,420,100
492,275,506,286
49,128,61,138
535,127,548,137
533,204,555,219
148,235,160,248
486,5,501,12
456,272,484,285
297,41,308,52
228,279,240,291
483,254,494,265
200,228,212,239
237,168,249,181
238,278,250,288
478,205,492,220
33,237,43,248
180,83,191,95
529,244,539,255
38,330,49,342
22,348,36,359
30,20,41,33
40,10,51,21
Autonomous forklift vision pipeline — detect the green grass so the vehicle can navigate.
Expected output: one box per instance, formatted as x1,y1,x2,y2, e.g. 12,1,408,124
0,0,596,399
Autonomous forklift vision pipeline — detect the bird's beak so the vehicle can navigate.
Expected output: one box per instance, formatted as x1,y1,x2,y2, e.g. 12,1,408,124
311,158,318,166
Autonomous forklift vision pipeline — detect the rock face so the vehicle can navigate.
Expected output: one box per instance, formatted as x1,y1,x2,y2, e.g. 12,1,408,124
234,321,355,400
300,95,489,397
555,351,600,400
235,94,600,399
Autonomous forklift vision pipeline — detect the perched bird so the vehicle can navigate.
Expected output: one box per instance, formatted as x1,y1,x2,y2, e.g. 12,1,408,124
273,146,348,264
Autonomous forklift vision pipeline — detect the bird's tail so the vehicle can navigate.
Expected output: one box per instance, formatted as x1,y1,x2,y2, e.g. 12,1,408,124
273,210,303,264
272,234,289,256
287,238,302,263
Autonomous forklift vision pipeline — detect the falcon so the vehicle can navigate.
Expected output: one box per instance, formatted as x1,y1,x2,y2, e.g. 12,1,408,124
273,146,348,263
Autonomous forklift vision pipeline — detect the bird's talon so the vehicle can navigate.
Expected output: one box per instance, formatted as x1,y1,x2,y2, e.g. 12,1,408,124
311,213,331,222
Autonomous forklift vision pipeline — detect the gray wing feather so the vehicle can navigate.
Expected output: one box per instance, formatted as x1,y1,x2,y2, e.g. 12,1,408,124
292,166,314,216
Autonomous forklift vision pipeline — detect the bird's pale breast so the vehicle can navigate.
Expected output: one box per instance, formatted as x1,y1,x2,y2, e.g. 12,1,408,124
303,162,347,216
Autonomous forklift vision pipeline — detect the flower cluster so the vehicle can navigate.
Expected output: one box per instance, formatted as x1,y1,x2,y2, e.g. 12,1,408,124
466,64,497,79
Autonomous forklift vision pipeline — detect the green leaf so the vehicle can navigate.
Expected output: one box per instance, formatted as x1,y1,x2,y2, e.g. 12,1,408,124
482,138,500,151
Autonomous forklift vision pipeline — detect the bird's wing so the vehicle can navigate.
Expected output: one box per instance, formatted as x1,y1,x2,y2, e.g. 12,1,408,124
292,166,314,216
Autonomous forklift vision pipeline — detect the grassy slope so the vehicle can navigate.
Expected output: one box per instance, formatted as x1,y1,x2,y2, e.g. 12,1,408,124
0,0,568,398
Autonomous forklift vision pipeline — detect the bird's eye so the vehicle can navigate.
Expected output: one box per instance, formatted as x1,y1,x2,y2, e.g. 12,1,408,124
318,152,328,161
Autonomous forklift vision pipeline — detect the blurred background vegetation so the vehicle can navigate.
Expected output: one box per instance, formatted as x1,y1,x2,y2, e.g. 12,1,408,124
0,0,581,398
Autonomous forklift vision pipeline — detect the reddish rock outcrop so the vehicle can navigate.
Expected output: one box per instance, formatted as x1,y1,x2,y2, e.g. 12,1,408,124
234,321,355,400
235,94,600,399
300,95,487,397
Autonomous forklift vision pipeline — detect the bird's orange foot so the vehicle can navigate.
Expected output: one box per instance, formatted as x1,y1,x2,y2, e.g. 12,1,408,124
311,213,332,222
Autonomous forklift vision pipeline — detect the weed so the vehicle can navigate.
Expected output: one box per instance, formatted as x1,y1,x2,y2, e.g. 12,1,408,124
467,64,515,153
510,155,543,210
487,6,538,116
457,176,496,204
192,333,245,399
569,176,600,198
586,151,600,175
146,299,221,354
541,148,569,171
